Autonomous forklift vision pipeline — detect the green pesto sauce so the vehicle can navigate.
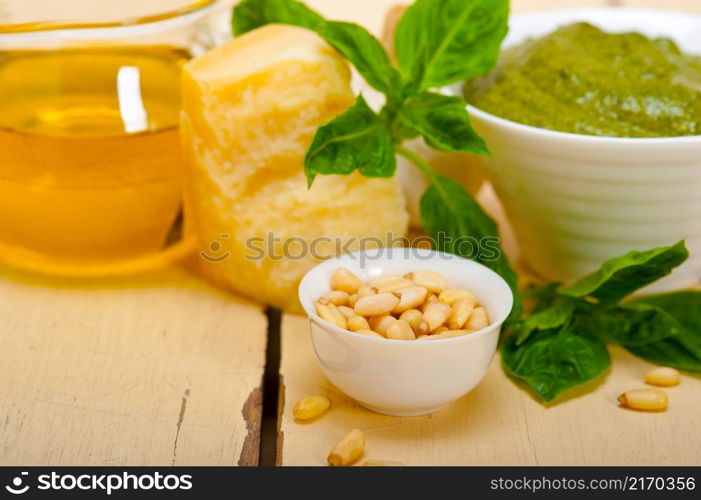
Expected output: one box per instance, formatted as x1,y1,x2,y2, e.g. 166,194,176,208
465,22,701,137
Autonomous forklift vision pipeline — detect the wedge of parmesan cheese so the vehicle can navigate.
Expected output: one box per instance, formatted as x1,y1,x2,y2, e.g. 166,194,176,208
182,25,408,311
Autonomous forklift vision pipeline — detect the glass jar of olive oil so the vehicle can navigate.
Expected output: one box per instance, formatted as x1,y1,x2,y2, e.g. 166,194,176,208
0,0,221,275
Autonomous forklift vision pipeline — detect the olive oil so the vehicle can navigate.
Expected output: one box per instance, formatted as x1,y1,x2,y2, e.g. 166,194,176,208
0,46,188,268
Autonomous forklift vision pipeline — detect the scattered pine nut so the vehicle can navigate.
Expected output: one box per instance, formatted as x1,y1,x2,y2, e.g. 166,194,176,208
618,389,668,411
645,367,680,387
331,268,363,294
328,429,365,466
293,396,331,421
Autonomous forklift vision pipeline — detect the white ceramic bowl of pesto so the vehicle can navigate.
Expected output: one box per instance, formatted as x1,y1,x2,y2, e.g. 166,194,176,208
465,8,701,292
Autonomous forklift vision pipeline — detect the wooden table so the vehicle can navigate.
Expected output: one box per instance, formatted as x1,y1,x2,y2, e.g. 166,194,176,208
0,262,267,466
1,0,700,467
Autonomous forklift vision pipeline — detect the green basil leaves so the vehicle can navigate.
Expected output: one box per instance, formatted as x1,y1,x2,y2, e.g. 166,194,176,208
503,241,700,403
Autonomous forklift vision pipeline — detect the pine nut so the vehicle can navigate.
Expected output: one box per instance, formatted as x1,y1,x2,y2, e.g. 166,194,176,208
368,274,403,288
406,271,449,293
433,326,449,334
373,277,414,293
347,315,371,332
423,301,452,331
399,309,423,332
393,286,429,313
387,319,416,341
618,389,668,411
328,429,365,466
348,294,358,308
465,306,489,331
354,329,385,338
316,301,347,329
331,268,363,294
327,290,350,306
417,320,430,335
293,396,331,421
338,305,356,319
369,315,397,336
357,285,377,299
439,288,477,306
645,367,681,387
420,294,439,312
448,298,475,329
354,293,400,317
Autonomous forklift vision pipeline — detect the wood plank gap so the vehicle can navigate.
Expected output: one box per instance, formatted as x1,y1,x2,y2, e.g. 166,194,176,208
259,307,283,466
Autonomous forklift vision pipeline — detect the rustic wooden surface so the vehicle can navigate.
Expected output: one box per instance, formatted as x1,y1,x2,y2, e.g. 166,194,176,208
277,0,701,466
0,262,267,466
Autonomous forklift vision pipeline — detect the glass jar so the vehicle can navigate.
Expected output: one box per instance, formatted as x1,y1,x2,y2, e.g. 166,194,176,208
0,0,223,276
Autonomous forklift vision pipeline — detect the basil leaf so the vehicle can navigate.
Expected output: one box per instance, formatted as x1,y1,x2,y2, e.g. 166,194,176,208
305,95,395,186
626,338,701,372
561,241,689,305
420,174,521,320
501,327,611,402
233,0,325,35
514,296,575,346
324,22,403,99
394,0,509,91
399,92,489,155
624,291,701,371
573,302,683,346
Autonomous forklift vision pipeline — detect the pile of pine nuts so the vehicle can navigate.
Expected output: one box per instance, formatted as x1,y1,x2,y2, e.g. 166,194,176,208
618,366,681,411
315,268,491,341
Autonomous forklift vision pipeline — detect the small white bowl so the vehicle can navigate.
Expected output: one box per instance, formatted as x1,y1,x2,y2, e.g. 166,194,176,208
298,248,513,417
466,8,701,293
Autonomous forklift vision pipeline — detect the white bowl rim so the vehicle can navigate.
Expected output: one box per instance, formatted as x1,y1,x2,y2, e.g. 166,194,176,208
463,7,701,144
298,248,514,346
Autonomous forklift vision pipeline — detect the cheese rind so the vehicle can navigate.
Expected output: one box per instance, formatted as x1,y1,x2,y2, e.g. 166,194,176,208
182,25,409,311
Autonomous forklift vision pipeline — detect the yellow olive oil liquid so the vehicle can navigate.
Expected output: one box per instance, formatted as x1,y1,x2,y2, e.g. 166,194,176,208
0,46,188,269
